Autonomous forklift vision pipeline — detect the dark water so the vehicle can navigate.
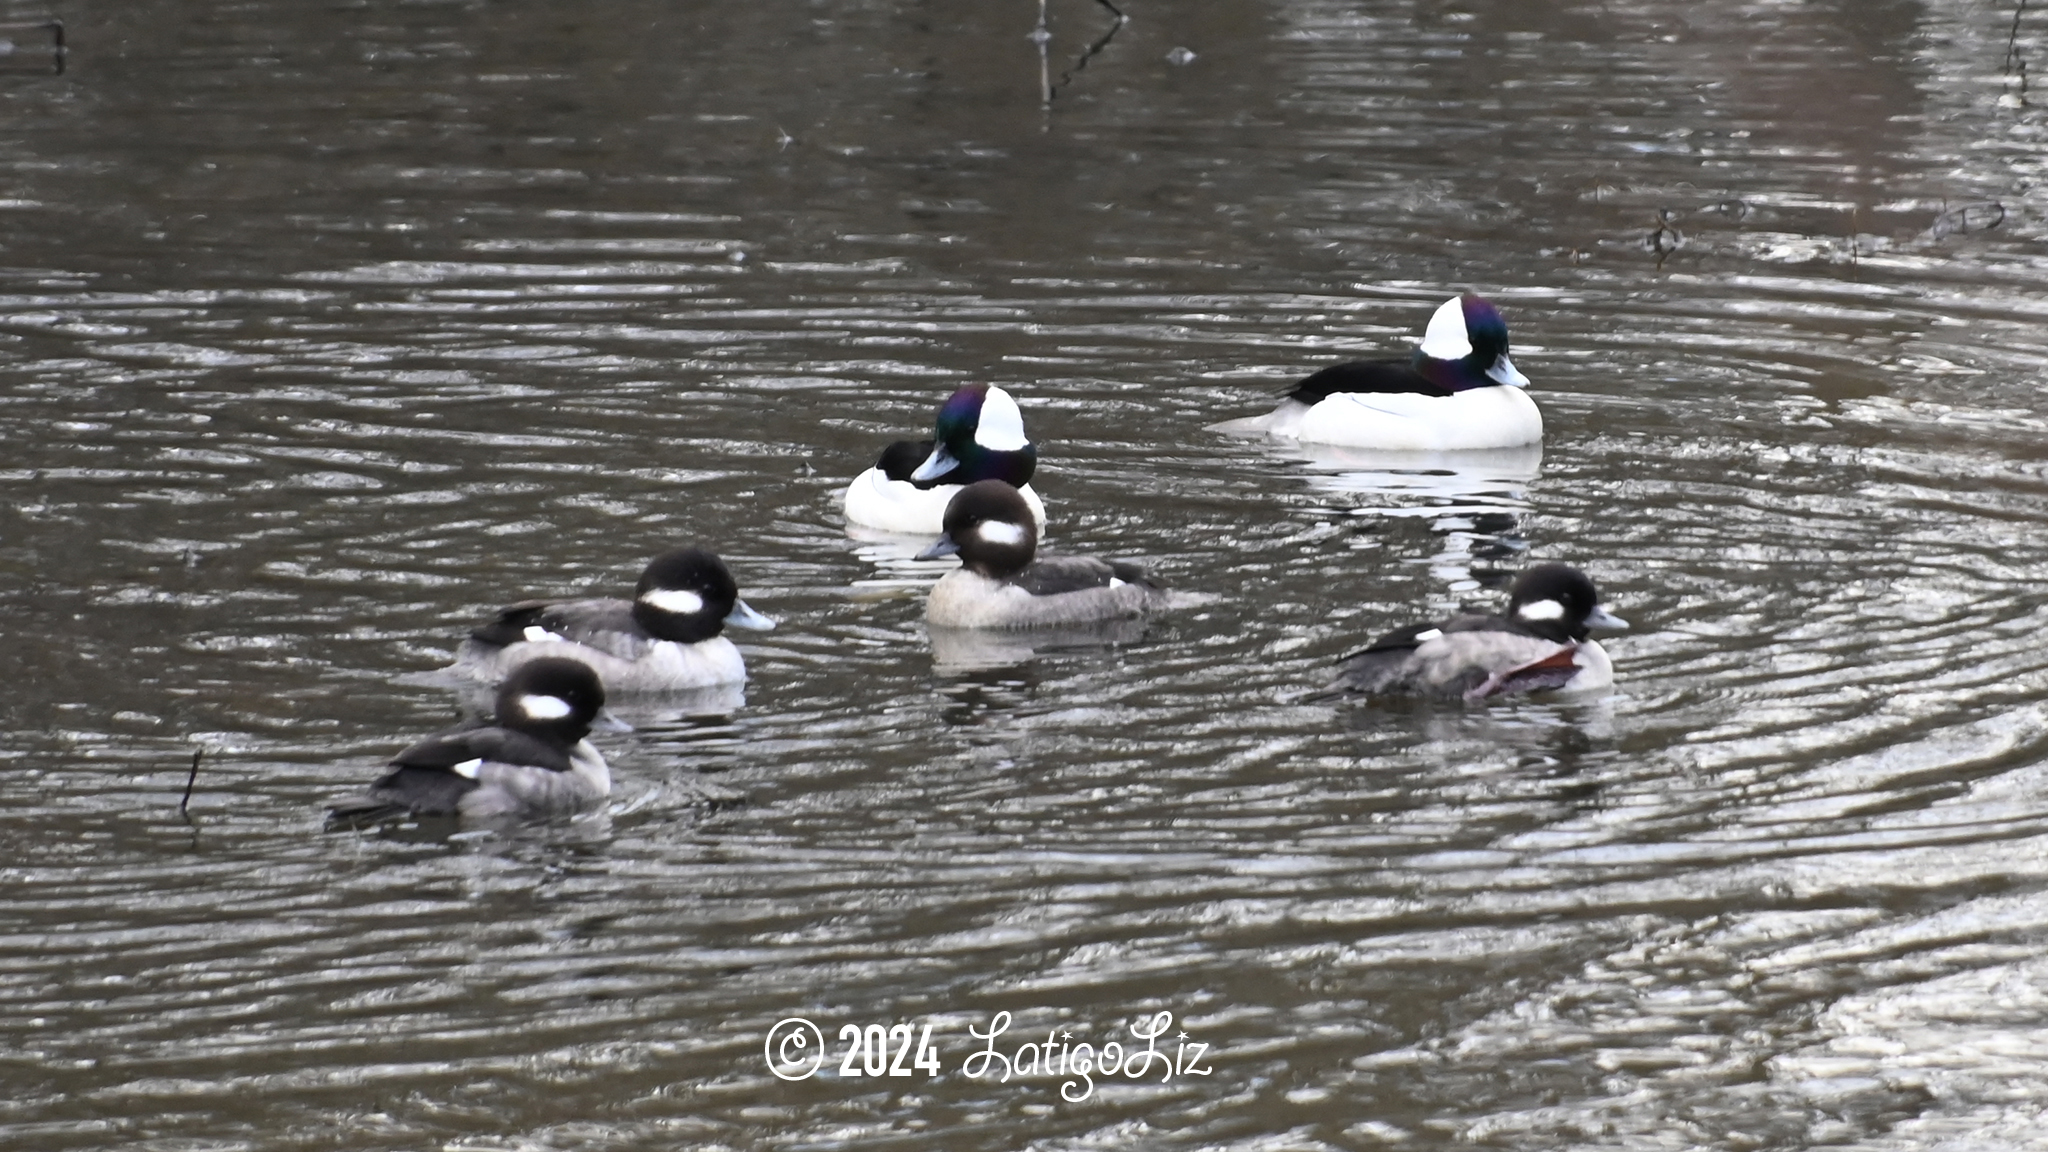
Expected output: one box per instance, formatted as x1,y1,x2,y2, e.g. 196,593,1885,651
9,0,2048,1147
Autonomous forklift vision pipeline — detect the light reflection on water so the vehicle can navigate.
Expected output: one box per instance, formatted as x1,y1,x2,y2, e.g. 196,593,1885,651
8,0,2048,1147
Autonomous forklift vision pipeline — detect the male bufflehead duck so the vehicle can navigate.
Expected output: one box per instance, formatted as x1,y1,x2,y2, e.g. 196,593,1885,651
1318,563,1626,700
330,657,625,823
843,383,1048,535
443,547,775,692
1211,294,1542,450
919,480,1167,628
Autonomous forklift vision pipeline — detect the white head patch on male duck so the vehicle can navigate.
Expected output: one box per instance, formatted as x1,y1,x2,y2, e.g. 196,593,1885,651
1419,295,1478,360
970,385,1029,451
1420,295,1528,387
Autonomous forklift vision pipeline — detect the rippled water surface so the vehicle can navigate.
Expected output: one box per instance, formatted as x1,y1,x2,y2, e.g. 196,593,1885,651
11,0,2048,1147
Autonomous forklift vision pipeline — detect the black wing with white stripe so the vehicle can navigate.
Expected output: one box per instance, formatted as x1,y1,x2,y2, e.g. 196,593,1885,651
1011,556,1159,597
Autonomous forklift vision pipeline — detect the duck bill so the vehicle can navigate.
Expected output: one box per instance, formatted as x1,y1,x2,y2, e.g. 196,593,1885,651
1486,355,1530,387
591,708,634,733
723,599,777,631
1586,604,1629,630
915,534,961,561
909,443,959,483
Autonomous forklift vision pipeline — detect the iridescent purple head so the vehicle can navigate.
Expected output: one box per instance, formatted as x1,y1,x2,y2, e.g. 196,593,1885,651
932,384,994,446
909,384,1037,488
1413,294,1529,392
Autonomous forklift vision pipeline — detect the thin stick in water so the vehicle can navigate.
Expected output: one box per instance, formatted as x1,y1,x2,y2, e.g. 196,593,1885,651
1047,1,1127,105
1035,0,1052,107
180,748,202,816
2008,0,2029,74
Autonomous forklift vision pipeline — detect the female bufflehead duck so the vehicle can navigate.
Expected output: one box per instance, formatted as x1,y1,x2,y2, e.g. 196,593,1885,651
1211,294,1542,450
919,480,1167,628
444,547,775,691
1319,563,1626,700
330,657,625,823
843,383,1048,535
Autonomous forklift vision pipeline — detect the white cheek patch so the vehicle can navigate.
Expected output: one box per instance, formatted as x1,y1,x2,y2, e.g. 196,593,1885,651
522,626,564,644
1414,628,1444,641
1516,599,1566,622
1108,577,1126,589
973,386,1030,451
451,758,483,779
518,694,573,721
977,520,1028,546
1419,296,1474,360
640,588,706,616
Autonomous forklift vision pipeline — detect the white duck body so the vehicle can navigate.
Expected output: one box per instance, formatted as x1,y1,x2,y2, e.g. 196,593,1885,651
842,471,1047,537
1257,385,1543,451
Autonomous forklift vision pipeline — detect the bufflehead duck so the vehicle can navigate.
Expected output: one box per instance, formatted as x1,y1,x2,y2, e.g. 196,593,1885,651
329,657,626,823
443,547,775,691
1318,563,1626,700
919,480,1168,628
1211,294,1542,450
843,383,1048,535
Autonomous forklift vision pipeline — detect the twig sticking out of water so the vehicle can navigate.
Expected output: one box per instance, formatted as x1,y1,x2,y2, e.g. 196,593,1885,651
1644,207,1684,267
1050,17,1126,104
179,748,203,819
1033,0,1052,107
1037,0,1130,108
1929,200,2006,239
2008,0,2030,74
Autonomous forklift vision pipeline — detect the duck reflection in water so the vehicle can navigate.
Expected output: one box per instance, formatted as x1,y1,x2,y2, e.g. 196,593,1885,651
930,621,1157,731
928,615,1153,674
1344,699,1619,813
1261,440,1542,599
